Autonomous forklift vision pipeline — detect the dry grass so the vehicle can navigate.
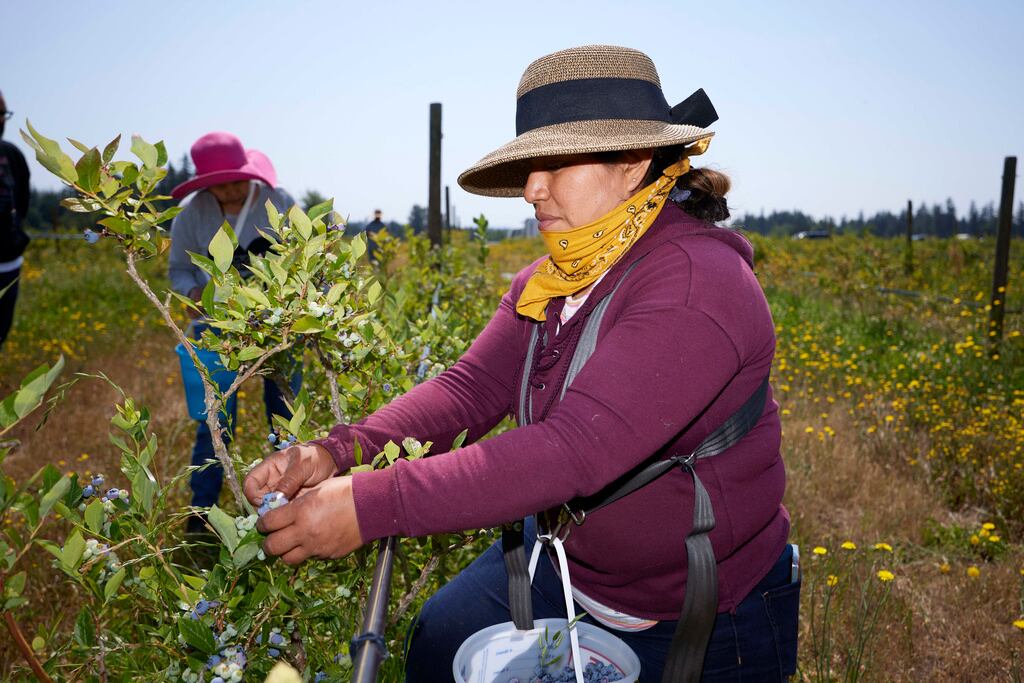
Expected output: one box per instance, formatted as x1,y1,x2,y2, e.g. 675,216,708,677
783,397,1024,681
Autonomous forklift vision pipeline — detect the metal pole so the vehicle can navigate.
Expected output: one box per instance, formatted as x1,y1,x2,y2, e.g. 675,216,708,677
351,536,397,683
351,285,443,682
428,103,443,249
989,156,1017,353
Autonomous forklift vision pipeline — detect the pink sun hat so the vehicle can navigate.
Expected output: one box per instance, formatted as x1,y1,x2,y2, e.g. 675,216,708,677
171,131,274,199
246,149,277,188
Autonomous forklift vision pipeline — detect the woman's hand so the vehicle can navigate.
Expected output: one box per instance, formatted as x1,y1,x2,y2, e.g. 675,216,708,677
257,476,365,564
243,442,338,505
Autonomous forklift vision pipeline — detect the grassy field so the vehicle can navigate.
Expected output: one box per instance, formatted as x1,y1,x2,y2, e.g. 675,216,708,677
2,231,1023,680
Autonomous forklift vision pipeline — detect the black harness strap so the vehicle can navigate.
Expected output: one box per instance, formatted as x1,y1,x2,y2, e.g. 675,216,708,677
503,256,770,683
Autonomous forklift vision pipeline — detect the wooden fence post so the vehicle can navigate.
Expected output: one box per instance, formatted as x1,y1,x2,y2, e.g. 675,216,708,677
989,156,1017,354
445,185,451,244
904,199,913,275
427,103,443,250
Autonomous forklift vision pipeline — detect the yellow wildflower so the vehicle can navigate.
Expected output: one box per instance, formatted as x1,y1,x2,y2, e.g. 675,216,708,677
939,563,950,574
813,546,827,556
966,566,980,578
982,522,995,530
873,542,893,552
841,541,857,551
877,570,895,582
988,535,1001,543
827,575,839,587
1014,620,1024,630
970,535,980,545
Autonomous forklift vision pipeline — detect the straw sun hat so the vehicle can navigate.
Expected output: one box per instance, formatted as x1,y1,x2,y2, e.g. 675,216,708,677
458,45,719,198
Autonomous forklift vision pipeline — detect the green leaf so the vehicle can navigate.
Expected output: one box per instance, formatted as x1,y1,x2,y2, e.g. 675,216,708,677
155,140,169,167
239,286,271,308
60,196,102,213
383,441,400,465
237,346,264,362
308,199,334,221
289,205,313,239
130,134,158,168
207,505,238,553
31,635,45,653
75,147,102,192
101,134,121,165
232,541,260,568
40,476,71,519
23,120,78,183
60,530,85,571
74,610,96,647
287,403,307,436
104,567,126,602
291,316,325,334
13,356,65,419
209,224,235,273
132,464,157,513
3,596,27,610
350,234,367,260
367,281,382,305
67,138,91,154
98,216,130,234
4,571,26,598
450,429,469,451
84,499,104,533
352,439,363,466
178,616,218,655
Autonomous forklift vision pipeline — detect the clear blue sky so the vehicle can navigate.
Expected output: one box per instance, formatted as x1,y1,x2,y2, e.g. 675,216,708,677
4,0,1022,228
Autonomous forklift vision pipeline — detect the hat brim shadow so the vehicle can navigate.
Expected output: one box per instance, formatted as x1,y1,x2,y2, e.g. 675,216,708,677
458,120,713,198
171,167,271,200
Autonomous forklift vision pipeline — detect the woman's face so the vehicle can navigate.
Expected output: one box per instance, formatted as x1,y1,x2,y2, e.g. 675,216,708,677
523,152,653,233
208,180,251,208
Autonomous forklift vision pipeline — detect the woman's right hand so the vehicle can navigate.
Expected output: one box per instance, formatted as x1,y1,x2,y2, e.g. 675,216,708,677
243,443,338,505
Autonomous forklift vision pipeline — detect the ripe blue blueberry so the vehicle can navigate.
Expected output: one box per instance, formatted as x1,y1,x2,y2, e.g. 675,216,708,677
83,229,100,244
82,485,95,498
269,632,285,646
268,433,278,444
106,488,120,500
92,476,104,487
268,647,280,658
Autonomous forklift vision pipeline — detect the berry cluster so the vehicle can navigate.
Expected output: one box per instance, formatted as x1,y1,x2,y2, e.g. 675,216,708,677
255,627,288,657
513,661,624,683
257,491,289,517
267,430,298,448
186,599,222,621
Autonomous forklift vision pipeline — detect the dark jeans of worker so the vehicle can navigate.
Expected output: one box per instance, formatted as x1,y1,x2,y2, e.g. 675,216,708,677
189,376,291,511
0,268,19,348
404,518,800,683
187,322,295,519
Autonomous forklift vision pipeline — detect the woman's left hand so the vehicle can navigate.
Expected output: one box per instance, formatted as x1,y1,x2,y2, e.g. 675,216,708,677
257,476,365,565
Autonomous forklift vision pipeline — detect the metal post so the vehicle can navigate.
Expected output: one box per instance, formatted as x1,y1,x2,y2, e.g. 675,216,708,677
989,156,1017,353
428,103,443,249
351,536,397,683
904,199,913,275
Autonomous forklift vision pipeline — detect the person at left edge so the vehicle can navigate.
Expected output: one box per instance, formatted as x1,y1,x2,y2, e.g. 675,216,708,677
0,89,31,349
169,131,297,531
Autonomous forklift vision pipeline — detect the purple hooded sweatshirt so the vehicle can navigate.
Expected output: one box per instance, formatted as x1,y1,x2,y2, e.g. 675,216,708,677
315,202,788,619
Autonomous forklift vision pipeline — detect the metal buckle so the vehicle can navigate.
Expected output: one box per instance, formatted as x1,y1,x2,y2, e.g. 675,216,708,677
678,451,697,469
562,502,586,526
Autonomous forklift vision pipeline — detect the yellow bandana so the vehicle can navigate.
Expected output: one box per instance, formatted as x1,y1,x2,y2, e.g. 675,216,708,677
516,140,709,321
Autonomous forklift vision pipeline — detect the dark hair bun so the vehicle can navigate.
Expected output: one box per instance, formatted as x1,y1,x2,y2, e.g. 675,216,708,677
673,167,731,223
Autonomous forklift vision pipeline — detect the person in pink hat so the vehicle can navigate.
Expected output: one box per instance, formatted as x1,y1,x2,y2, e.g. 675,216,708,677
168,131,298,532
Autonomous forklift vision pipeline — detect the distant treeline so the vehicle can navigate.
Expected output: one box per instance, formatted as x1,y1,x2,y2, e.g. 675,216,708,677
23,161,1024,241
734,199,1024,238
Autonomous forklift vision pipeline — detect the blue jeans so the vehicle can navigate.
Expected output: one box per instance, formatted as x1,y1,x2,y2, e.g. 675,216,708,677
189,377,291,509
404,518,800,682
188,322,296,510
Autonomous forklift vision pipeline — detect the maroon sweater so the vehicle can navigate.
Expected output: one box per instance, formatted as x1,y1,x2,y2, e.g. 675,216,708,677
316,203,788,619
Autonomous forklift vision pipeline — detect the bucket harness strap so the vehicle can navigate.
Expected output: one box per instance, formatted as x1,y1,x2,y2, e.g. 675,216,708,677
503,255,770,683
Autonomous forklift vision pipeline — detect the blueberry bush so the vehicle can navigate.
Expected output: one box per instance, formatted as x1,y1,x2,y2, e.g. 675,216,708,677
0,126,504,681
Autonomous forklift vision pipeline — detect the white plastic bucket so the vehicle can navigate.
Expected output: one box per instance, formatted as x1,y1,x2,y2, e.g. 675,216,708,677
453,617,640,683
